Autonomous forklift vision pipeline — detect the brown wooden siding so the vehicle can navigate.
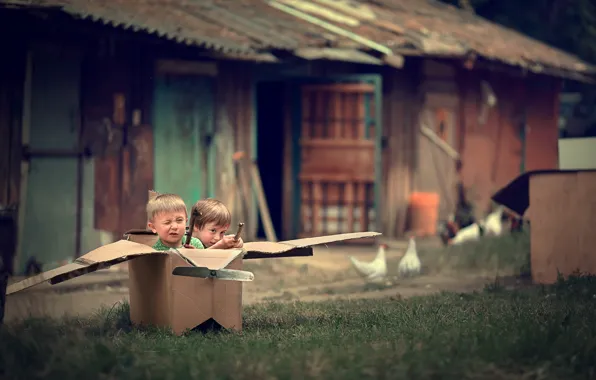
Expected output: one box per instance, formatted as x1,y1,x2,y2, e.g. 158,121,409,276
381,64,418,237
525,77,561,171
458,67,560,217
84,49,154,237
415,60,459,223
214,62,257,240
458,69,525,217
0,40,26,208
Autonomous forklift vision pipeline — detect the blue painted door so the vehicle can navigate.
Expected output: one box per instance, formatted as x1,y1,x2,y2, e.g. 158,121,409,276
153,75,215,212
19,46,82,272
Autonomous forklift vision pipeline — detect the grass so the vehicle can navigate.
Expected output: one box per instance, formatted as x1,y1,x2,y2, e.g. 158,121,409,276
418,227,532,277
244,227,533,294
2,271,596,380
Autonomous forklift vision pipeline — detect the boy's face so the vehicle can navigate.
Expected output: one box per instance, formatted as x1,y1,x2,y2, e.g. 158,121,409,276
148,211,187,247
194,221,229,248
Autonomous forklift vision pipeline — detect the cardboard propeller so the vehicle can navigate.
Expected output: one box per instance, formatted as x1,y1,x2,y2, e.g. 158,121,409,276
7,230,381,334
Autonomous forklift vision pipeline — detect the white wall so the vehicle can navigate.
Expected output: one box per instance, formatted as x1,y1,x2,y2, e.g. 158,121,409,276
558,137,596,170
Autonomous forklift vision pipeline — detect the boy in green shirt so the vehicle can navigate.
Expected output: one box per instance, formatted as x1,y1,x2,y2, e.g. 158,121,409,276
146,192,205,251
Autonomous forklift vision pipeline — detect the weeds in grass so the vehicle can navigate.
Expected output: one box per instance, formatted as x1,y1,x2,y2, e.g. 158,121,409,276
417,227,531,277
2,272,596,380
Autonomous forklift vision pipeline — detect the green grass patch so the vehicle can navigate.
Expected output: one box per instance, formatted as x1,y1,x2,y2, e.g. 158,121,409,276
416,227,532,277
2,271,596,380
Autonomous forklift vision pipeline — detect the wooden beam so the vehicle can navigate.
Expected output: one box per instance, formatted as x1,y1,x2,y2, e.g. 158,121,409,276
420,125,460,160
155,59,218,76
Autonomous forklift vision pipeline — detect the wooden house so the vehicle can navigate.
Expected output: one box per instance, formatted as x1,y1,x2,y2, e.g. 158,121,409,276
0,0,593,273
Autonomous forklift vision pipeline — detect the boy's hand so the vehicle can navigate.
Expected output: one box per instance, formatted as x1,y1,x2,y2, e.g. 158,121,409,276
231,236,244,248
211,235,244,249
183,244,196,249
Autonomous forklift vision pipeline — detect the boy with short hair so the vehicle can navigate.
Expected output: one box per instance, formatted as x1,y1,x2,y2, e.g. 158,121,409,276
189,198,244,249
146,192,204,250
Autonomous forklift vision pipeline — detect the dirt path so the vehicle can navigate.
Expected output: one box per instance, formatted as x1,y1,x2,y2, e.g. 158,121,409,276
3,239,512,322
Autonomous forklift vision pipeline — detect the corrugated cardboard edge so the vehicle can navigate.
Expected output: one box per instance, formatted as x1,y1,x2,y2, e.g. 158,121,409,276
6,240,168,295
491,169,596,216
282,231,382,247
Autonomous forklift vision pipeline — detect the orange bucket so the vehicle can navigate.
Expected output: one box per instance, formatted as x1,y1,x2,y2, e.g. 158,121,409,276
408,192,440,236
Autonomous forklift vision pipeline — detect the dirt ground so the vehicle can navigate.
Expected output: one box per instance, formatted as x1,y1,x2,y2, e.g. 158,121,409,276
3,238,525,323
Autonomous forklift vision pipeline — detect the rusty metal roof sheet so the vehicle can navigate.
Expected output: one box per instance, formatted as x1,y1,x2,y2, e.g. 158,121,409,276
3,0,593,77
364,0,593,75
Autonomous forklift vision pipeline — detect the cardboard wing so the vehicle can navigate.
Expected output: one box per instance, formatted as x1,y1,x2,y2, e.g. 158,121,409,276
123,229,382,260
6,242,245,295
8,231,382,295
6,240,168,295
242,231,382,259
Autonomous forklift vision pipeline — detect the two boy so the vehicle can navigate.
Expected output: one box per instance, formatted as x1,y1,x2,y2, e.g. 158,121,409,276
146,192,243,251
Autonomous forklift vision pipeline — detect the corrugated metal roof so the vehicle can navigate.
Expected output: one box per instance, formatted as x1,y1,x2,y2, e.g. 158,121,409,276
2,0,593,77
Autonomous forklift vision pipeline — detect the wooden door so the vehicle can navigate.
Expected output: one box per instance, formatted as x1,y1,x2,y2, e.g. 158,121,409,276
153,75,215,210
298,82,378,238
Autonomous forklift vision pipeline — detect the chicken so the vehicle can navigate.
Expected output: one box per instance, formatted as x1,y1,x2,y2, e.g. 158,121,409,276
484,206,505,237
348,244,387,283
449,221,485,245
397,237,421,277
439,220,459,246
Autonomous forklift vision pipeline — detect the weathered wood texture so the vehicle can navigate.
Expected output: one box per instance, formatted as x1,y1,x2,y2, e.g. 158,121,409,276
298,83,376,237
414,60,459,223
380,65,418,237
214,62,257,240
458,67,560,217
530,171,596,284
0,39,25,208
85,51,154,237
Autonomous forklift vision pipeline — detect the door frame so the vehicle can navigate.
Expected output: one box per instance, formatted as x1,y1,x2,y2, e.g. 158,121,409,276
287,74,383,238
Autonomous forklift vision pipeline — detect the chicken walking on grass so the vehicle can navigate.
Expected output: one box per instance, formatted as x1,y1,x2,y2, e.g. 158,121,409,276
397,237,421,278
483,206,505,237
348,244,387,284
450,221,486,245
449,205,506,245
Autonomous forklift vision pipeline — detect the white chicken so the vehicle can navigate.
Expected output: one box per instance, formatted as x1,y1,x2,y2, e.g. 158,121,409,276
484,206,505,237
397,237,421,277
349,244,387,283
449,221,485,245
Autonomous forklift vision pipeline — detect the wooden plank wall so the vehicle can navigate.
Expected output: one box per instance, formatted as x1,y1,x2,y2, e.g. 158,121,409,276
84,46,154,237
84,57,130,235
381,64,418,237
414,60,459,223
525,77,561,171
459,67,561,220
0,41,25,208
214,61,257,240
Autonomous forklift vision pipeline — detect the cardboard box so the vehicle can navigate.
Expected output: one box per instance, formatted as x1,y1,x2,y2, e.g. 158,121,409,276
492,169,596,284
6,231,380,334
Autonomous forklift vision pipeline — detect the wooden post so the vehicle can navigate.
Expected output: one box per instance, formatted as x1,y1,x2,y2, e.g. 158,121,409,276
0,205,17,325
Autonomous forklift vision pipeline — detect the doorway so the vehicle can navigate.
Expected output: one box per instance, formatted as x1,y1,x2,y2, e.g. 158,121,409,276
256,81,285,240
